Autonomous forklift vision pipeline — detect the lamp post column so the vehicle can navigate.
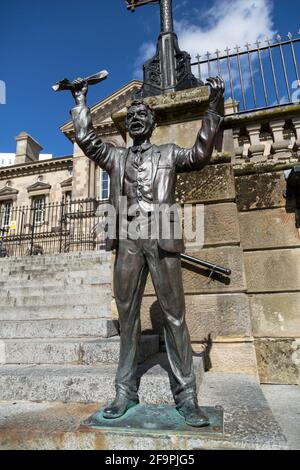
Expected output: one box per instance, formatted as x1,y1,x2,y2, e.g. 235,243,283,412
159,0,177,92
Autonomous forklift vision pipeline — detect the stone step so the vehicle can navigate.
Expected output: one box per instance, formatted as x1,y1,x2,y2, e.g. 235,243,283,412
0,263,111,276
0,251,111,265
0,305,108,320
0,266,108,277
0,335,159,365
0,285,111,299
0,318,118,339
0,276,107,289
0,354,204,404
0,268,111,284
0,291,111,308
6,270,107,279
0,262,110,273
0,254,111,270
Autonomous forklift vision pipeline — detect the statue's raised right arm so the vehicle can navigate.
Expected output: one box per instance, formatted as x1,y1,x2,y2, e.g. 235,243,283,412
70,78,114,173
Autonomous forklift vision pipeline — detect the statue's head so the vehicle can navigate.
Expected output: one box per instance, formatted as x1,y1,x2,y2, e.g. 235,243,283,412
126,100,156,140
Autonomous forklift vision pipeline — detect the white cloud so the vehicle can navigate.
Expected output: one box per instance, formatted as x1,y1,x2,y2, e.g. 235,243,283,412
133,42,156,80
133,0,276,79
175,0,276,58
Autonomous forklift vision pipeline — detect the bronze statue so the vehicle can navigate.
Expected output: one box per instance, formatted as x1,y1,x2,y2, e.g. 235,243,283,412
67,74,224,427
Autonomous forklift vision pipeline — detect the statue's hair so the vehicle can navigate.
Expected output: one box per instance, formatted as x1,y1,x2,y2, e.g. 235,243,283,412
126,99,156,128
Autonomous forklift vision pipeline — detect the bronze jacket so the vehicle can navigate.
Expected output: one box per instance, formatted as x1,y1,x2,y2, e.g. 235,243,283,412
71,105,222,253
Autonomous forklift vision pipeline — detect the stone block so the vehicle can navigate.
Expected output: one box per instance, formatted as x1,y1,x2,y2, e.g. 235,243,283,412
255,338,300,385
141,293,252,341
200,342,258,376
144,246,246,295
236,171,288,211
244,249,300,293
152,119,203,148
176,164,235,204
203,203,240,247
239,208,300,250
249,293,300,338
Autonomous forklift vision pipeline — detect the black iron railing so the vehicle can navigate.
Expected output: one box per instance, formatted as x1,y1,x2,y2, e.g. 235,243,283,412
0,198,107,258
192,32,300,115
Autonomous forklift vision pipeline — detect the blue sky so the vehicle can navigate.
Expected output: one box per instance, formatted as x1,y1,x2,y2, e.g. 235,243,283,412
0,0,299,156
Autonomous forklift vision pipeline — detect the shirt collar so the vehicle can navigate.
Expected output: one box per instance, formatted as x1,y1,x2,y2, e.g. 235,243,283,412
131,142,152,153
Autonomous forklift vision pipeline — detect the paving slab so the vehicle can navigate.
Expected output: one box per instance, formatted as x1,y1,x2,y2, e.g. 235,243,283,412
262,384,300,450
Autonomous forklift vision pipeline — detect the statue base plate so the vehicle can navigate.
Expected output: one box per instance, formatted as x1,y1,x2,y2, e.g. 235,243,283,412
80,404,223,436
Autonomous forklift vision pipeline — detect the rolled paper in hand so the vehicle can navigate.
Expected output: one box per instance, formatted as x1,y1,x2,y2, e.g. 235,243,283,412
52,70,109,92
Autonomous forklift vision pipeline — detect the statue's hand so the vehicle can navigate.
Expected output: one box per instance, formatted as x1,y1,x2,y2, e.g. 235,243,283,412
71,78,88,106
206,76,225,114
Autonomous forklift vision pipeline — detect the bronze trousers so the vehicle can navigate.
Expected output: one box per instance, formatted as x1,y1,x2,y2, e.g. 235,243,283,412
113,236,197,405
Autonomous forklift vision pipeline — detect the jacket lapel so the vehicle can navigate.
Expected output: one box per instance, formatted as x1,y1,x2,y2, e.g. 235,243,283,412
152,145,161,185
119,147,130,193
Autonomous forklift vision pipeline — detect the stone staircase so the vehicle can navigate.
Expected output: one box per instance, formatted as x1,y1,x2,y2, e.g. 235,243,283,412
0,252,204,405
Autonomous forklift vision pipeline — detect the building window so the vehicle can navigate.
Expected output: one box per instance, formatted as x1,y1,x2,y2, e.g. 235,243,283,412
1,200,12,228
33,196,45,225
64,191,72,203
100,169,109,200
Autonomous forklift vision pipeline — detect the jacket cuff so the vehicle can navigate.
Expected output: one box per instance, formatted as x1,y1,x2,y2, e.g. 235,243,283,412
205,108,223,119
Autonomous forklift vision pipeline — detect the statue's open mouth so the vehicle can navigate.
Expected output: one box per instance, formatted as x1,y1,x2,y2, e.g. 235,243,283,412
130,122,145,132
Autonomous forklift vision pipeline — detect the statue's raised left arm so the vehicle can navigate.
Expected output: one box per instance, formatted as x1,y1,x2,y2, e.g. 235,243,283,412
175,76,225,173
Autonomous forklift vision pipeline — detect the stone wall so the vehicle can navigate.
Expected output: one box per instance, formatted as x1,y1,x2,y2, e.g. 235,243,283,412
236,166,300,384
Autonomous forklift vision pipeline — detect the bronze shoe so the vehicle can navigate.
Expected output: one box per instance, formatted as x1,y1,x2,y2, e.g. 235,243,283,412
177,398,210,428
103,394,139,419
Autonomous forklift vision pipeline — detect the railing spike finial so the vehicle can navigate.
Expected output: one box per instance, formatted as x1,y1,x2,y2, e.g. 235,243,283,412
225,46,231,55
277,34,282,42
255,39,261,48
234,45,240,53
245,42,252,51
288,32,293,40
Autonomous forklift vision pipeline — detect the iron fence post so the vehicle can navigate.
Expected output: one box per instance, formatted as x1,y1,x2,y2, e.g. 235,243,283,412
30,206,36,256
59,198,65,254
